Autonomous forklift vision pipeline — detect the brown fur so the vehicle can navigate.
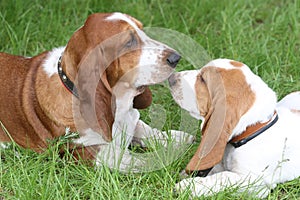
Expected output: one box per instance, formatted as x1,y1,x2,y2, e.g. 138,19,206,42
186,66,255,172
0,52,64,152
230,61,244,67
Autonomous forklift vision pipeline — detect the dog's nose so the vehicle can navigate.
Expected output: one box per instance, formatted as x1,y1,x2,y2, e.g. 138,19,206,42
168,73,177,86
167,52,181,68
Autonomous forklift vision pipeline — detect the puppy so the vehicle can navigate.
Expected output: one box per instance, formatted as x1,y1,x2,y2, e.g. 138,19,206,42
169,58,300,197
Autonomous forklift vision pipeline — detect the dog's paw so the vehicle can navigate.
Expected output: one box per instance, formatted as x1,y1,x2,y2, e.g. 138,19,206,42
96,145,146,173
174,177,213,197
167,130,195,145
152,130,194,148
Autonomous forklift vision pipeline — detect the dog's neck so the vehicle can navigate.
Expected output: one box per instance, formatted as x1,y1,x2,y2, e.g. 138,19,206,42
229,111,278,147
37,48,76,129
21,52,69,150
230,78,278,141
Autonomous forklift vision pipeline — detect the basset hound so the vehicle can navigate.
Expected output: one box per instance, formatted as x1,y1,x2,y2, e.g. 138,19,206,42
169,59,300,197
0,12,193,172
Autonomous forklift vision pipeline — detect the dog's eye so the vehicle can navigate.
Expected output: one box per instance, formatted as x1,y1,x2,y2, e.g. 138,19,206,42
125,33,137,48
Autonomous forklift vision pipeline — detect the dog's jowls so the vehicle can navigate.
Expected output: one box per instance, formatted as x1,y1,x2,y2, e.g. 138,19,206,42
169,58,300,198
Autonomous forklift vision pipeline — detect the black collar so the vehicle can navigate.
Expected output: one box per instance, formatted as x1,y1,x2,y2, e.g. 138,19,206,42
229,112,279,148
57,56,79,98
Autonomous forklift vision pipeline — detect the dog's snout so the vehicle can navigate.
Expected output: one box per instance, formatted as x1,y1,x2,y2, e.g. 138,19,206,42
167,52,181,68
168,73,177,86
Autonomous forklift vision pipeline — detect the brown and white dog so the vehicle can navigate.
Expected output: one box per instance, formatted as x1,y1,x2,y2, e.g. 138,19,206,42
169,59,300,197
0,12,193,172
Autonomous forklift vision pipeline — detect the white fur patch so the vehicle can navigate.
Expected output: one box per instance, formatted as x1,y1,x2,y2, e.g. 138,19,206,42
277,92,300,110
42,47,65,77
73,128,108,146
204,58,240,70
106,12,139,30
169,71,201,120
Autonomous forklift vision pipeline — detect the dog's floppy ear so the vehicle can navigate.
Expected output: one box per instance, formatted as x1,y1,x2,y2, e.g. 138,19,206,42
186,66,255,176
75,46,114,141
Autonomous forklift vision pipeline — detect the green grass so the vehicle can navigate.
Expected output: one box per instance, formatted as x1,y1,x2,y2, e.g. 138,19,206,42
1,0,300,199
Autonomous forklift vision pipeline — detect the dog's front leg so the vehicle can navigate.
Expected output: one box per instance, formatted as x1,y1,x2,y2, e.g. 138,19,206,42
96,109,145,172
175,171,270,198
96,82,146,172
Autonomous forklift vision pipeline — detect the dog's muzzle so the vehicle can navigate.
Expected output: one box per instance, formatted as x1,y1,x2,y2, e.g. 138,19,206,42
168,73,177,86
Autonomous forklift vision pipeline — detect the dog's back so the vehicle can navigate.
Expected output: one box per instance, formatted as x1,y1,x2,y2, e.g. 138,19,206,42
277,92,300,115
275,92,300,181
270,105,300,182
0,53,31,94
0,53,29,140
227,94,300,187
0,52,48,146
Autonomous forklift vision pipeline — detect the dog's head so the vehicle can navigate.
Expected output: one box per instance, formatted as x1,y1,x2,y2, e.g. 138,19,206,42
63,12,180,87
61,12,180,141
168,59,276,176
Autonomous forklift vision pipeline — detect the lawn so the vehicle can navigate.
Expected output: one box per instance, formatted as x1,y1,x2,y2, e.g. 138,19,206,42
0,0,300,199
